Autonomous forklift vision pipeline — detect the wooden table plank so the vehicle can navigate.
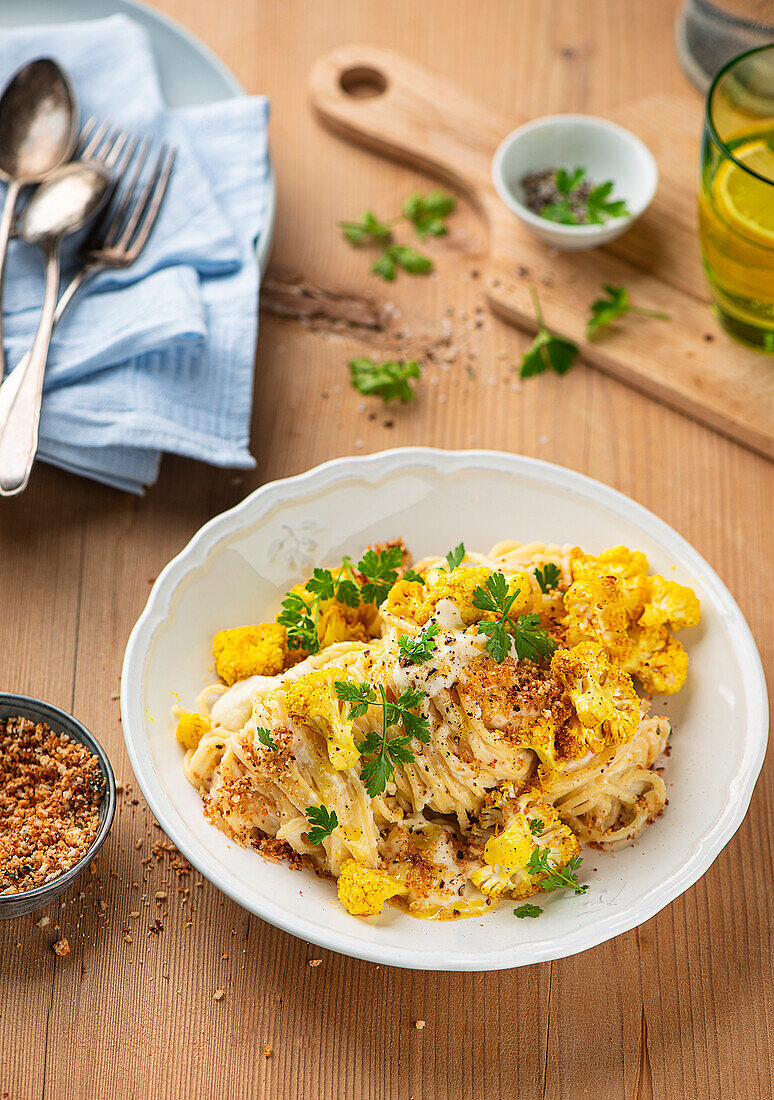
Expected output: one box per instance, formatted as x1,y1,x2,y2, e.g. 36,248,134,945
1,3,772,1099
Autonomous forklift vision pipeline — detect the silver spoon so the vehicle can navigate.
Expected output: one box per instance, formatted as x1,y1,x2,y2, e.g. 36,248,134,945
0,161,109,496
0,58,78,381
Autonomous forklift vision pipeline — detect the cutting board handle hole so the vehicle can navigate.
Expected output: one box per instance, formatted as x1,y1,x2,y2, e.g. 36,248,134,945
339,66,387,98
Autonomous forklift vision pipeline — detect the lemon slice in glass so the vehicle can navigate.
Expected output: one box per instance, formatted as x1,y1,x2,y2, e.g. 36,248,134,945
715,138,774,246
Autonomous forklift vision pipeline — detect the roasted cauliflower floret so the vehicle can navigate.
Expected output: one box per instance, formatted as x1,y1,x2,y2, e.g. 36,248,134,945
571,546,650,616
336,858,407,916
551,641,639,757
624,626,689,694
175,711,210,751
471,787,580,900
212,622,287,686
563,574,631,656
639,576,701,631
384,567,531,628
284,667,360,771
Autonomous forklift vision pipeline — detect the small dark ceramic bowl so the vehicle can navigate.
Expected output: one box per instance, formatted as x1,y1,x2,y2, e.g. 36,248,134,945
0,694,116,920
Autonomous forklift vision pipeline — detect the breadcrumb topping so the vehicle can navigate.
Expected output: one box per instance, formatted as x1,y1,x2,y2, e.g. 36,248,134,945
0,717,105,895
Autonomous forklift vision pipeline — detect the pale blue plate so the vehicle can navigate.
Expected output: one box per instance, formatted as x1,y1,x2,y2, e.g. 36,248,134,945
0,0,275,273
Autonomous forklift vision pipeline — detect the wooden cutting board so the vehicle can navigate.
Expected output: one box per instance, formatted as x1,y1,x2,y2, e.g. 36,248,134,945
309,45,774,461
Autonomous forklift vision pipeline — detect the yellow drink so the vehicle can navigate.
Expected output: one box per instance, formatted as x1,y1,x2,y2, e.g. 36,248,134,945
698,47,774,349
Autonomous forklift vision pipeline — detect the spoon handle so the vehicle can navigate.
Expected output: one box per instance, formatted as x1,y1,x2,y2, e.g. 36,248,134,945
0,241,60,495
0,178,23,381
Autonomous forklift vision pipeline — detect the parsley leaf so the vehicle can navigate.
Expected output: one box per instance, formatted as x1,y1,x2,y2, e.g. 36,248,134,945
306,804,338,845
387,244,433,274
348,357,421,404
520,286,579,380
527,848,589,895
514,903,543,918
586,284,671,339
555,166,586,195
256,725,278,751
357,546,404,605
586,182,630,225
535,563,561,595
529,818,545,836
339,681,429,798
371,251,396,280
403,190,456,239
402,569,425,584
277,591,319,653
398,622,440,666
473,572,555,664
338,210,393,245
445,542,466,571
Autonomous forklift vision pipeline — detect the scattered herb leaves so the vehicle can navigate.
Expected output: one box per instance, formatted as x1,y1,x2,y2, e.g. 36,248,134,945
535,563,562,594
472,572,556,664
336,681,430,797
398,622,441,666
338,210,394,245
357,546,404,605
306,805,338,845
586,284,671,338
340,190,456,279
445,542,466,571
349,357,421,404
403,569,425,584
277,591,320,653
527,848,589,894
256,725,278,751
520,286,579,379
528,817,546,836
514,903,543,918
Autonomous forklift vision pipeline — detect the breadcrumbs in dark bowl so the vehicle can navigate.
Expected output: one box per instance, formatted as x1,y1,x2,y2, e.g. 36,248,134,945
0,694,116,920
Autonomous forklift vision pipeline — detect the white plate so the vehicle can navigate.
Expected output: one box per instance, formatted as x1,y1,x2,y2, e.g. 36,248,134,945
121,449,768,971
0,0,275,273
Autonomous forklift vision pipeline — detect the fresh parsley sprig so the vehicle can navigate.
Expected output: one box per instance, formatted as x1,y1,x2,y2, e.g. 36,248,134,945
357,545,404,605
277,591,319,653
306,561,361,608
528,818,546,836
586,284,671,339
472,572,557,664
349,358,421,403
306,804,338,845
256,725,278,751
335,680,430,798
514,903,543,918
527,847,589,895
398,622,441,666
535,563,562,595
585,181,630,225
403,569,425,584
540,167,630,226
445,542,466,571
520,286,579,379
340,190,456,280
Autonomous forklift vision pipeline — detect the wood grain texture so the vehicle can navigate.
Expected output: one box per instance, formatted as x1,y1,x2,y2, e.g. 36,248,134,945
0,3,772,1099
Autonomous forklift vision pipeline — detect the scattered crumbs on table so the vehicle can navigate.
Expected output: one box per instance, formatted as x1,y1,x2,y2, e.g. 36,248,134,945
415,1020,426,1030
214,989,225,1001
309,958,322,967
154,891,167,900
53,938,70,956
263,1045,272,1058
36,915,50,929
130,911,140,918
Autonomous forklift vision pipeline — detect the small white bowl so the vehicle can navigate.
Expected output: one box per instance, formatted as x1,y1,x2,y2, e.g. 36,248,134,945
491,114,658,251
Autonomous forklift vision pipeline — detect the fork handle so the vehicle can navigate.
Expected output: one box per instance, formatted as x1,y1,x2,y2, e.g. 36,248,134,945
0,241,61,495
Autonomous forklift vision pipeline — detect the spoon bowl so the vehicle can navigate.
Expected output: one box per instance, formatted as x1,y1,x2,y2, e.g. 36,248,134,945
0,58,77,182
19,161,110,244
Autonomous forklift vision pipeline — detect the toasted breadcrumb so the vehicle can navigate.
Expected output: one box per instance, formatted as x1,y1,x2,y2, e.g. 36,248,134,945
53,938,70,956
0,717,105,895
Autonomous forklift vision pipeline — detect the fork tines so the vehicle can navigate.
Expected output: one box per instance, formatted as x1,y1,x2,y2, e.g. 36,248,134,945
76,118,176,261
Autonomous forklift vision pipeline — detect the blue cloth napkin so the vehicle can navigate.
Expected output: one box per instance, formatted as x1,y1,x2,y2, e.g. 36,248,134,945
0,16,270,492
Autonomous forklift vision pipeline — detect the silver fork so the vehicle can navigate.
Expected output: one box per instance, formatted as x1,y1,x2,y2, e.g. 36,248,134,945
0,121,176,496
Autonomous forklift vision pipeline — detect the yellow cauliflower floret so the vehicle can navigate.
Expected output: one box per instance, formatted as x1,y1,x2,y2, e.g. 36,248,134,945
385,567,531,629
571,546,650,617
316,603,369,648
175,711,210,751
212,622,287,686
471,787,580,900
551,641,639,758
624,626,689,695
639,576,701,631
284,667,360,771
336,858,407,916
563,574,631,657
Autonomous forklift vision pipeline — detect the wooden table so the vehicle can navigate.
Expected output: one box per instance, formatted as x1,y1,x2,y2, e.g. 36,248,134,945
1,2,772,1097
